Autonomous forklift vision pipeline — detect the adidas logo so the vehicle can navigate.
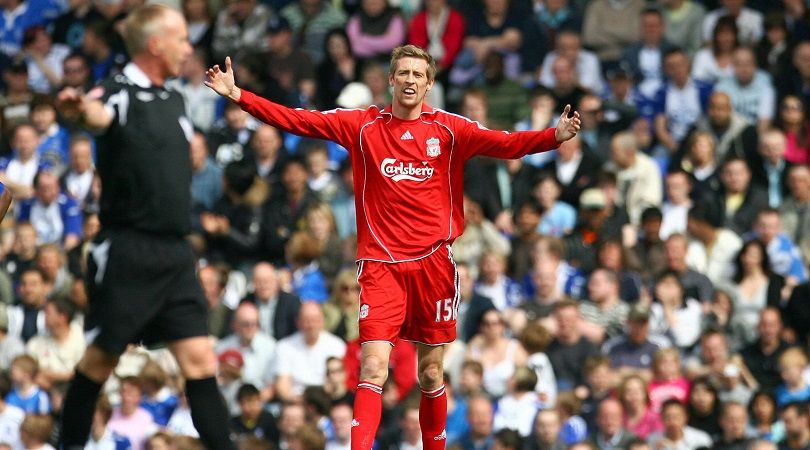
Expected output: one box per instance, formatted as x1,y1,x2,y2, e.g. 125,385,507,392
433,430,446,441
351,419,360,427
400,130,414,140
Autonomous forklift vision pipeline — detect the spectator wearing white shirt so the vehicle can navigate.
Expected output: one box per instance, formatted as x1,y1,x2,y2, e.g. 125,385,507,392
0,373,24,450
26,298,85,389
686,203,743,286
167,49,221,132
216,302,275,401
493,366,542,437
716,47,776,130
649,271,703,350
84,395,132,450
61,136,95,209
605,132,663,226
325,402,351,450
692,15,738,84
660,170,693,239
272,302,346,403
647,399,713,450
539,31,604,95
702,0,763,46
0,124,48,200
19,415,55,450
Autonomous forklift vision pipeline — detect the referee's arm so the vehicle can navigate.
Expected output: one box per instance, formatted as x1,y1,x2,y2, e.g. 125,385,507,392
56,87,114,132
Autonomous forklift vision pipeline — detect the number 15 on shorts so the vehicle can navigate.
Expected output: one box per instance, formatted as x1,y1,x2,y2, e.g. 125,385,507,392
435,297,459,322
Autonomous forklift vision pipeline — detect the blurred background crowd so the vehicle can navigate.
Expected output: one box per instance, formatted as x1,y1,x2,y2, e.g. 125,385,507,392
0,0,809,449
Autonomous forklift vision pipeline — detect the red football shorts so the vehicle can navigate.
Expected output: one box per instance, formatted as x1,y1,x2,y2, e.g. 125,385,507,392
357,245,459,346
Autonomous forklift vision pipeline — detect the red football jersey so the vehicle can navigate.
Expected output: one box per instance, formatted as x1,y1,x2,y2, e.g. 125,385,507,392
237,90,560,262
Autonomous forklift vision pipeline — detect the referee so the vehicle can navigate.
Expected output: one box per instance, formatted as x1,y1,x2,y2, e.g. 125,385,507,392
56,6,235,450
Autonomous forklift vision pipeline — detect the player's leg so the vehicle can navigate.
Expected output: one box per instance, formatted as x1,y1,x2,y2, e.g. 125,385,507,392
402,245,458,450
352,341,393,450
169,336,236,450
417,343,448,449
60,346,119,449
61,231,160,450
352,260,405,450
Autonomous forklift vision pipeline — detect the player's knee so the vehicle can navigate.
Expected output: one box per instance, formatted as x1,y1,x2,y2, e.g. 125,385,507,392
77,346,119,383
418,361,443,388
359,354,389,385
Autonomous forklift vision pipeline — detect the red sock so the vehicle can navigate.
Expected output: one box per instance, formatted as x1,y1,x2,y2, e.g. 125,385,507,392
351,381,383,450
420,385,447,450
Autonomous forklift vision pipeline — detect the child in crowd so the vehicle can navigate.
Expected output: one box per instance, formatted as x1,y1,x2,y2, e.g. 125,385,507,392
493,366,541,437
19,414,54,450
775,347,810,407
556,392,588,445
87,395,132,450
139,360,179,427
579,355,614,429
6,355,50,414
458,360,486,399
648,348,690,413
229,384,278,441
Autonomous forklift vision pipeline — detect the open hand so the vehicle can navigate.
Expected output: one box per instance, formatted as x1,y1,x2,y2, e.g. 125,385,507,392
555,104,581,142
56,87,86,122
204,56,239,101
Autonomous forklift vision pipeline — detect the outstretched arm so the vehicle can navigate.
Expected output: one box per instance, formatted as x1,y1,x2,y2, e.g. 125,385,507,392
55,87,114,131
462,104,581,159
205,57,362,145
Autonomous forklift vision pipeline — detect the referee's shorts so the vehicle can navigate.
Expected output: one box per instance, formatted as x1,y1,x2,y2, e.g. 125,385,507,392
85,229,209,355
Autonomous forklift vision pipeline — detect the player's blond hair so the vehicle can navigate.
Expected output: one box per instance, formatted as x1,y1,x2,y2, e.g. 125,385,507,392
123,4,178,57
389,45,437,81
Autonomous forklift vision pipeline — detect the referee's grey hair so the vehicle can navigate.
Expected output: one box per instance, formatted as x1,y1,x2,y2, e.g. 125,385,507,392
123,4,176,57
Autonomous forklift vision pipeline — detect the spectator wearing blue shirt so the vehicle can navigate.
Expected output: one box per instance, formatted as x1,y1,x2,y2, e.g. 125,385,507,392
31,99,70,173
80,19,123,82
87,395,133,450
0,0,51,57
190,131,223,213
139,361,178,427
455,395,495,450
17,171,82,251
534,174,577,238
287,231,329,303
5,354,50,414
774,347,810,407
750,209,808,284
650,48,713,159
716,47,776,131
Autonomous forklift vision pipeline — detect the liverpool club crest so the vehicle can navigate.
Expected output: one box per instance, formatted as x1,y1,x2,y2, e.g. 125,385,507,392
426,137,441,158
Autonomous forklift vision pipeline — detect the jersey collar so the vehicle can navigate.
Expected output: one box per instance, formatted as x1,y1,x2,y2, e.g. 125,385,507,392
123,63,153,89
380,103,436,119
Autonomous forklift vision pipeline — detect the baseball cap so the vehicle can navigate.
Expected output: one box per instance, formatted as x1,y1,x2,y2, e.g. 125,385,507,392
266,16,290,34
628,304,650,322
579,188,607,210
218,349,244,369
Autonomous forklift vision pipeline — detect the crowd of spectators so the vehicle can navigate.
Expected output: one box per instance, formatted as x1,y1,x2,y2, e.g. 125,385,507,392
0,0,809,450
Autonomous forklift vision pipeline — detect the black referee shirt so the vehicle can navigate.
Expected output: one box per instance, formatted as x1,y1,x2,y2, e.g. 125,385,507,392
93,63,194,237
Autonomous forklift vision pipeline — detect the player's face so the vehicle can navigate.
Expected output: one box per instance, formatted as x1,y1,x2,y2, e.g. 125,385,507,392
158,11,192,79
389,57,433,109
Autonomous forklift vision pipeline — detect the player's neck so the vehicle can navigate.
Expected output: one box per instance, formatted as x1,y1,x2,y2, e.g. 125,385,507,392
132,56,167,87
391,101,423,121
